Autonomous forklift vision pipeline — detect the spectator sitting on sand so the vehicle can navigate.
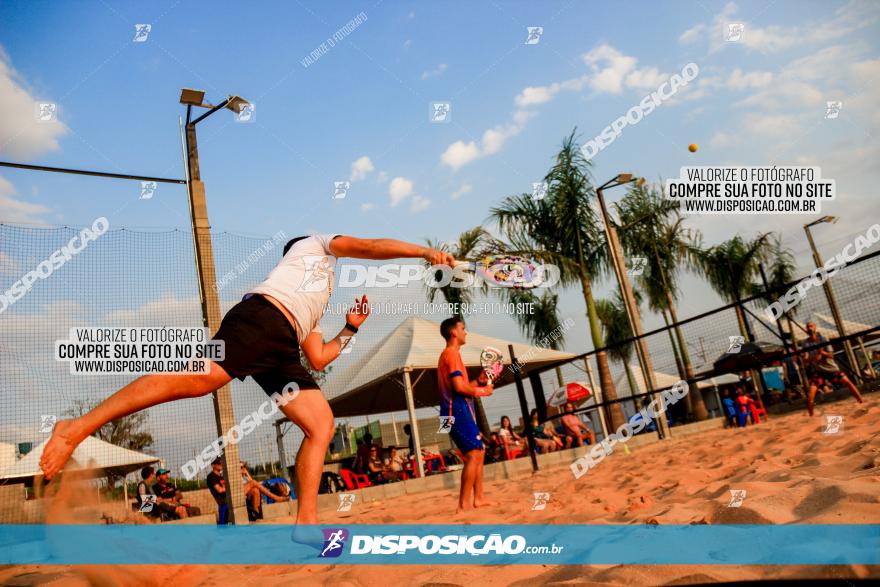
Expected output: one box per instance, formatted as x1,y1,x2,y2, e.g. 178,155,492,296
527,409,557,453
498,416,525,453
560,402,596,447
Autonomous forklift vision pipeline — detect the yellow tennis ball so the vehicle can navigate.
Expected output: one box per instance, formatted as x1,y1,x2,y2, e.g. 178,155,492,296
688,143,698,153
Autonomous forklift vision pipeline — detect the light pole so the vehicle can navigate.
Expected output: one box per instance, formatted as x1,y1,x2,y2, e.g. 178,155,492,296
803,216,864,382
596,174,671,440
180,88,252,524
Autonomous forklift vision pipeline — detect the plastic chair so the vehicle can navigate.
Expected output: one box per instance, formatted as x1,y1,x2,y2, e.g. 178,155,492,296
319,472,346,494
340,469,371,490
423,452,446,474
722,398,738,427
748,400,768,424
500,435,526,460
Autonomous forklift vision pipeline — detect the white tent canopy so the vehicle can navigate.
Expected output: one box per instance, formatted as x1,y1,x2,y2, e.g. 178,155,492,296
326,316,576,417
323,316,576,477
613,365,682,398
0,435,159,483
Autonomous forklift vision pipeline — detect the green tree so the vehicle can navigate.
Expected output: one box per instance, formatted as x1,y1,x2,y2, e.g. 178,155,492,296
65,399,154,451
595,291,642,410
616,183,709,420
502,288,568,388
65,399,154,491
490,129,627,431
423,226,493,436
691,234,772,337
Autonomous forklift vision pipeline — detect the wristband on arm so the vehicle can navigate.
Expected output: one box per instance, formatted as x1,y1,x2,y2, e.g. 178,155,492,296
344,321,359,334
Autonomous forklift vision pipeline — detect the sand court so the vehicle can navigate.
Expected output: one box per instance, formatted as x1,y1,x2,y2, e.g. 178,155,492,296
2,396,877,585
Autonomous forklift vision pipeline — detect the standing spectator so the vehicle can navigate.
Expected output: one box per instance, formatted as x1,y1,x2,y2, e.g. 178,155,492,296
207,458,229,525
353,433,374,474
403,424,415,457
560,402,596,447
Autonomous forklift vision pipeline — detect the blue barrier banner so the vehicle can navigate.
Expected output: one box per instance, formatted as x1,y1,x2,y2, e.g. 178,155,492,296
1,524,878,565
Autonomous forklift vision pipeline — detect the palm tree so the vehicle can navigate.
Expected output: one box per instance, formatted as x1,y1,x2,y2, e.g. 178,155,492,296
490,129,627,431
502,288,568,388
691,233,772,337
752,235,807,395
423,227,493,437
616,184,709,420
595,291,641,414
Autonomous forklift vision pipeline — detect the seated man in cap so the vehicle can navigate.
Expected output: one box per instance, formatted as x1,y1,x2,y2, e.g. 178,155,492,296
153,469,188,520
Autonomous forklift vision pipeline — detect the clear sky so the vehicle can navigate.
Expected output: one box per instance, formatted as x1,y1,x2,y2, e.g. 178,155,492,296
2,0,878,343
1,1,879,468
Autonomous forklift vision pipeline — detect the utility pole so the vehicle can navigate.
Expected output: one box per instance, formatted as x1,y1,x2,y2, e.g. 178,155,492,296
596,175,671,439
180,88,252,523
804,218,863,382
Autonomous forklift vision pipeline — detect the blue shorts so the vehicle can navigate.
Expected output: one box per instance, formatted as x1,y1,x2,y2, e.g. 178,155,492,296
446,396,484,454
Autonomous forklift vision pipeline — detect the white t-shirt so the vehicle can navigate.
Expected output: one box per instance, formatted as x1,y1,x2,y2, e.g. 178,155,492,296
248,234,340,342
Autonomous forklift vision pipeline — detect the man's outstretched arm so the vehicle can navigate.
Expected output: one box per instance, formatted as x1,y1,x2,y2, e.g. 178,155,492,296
330,236,455,266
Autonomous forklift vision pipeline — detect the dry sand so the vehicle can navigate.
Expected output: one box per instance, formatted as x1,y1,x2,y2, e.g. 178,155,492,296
2,396,878,586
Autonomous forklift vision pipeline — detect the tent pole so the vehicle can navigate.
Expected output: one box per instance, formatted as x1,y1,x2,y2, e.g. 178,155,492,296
123,472,129,510
391,412,400,446
403,370,425,478
509,345,538,472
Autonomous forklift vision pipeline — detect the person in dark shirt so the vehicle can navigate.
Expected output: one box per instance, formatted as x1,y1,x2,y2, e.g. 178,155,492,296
135,466,163,519
207,458,229,525
353,433,374,474
151,468,187,519
403,424,415,456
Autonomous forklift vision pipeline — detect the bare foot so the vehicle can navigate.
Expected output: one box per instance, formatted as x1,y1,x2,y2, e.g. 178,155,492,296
473,499,495,508
455,504,473,515
290,525,324,550
39,420,82,480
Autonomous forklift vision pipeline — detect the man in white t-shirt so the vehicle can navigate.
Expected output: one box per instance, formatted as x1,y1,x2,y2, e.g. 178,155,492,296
40,234,454,527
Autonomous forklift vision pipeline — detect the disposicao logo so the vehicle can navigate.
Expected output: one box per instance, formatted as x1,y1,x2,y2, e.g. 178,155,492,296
319,528,349,558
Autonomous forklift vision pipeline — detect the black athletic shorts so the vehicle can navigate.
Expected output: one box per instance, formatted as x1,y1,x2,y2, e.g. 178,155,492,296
211,295,318,397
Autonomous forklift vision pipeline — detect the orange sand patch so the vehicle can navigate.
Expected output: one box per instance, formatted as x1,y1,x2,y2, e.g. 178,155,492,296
2,397,878,585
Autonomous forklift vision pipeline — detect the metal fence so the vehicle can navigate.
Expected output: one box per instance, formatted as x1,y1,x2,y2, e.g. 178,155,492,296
1,221,878,523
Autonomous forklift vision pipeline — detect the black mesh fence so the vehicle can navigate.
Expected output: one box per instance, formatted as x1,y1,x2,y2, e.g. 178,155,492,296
1,220,878,523
538,250,880,440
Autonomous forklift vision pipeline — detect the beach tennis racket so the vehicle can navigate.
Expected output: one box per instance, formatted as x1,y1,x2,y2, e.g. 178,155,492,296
480,346,504,383
454,254,546,288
